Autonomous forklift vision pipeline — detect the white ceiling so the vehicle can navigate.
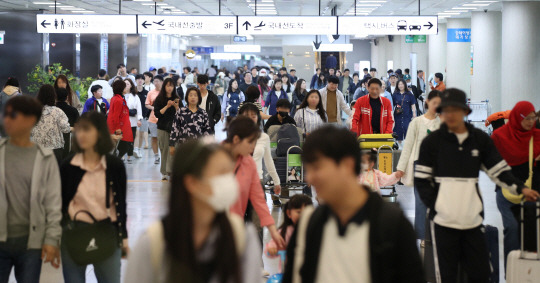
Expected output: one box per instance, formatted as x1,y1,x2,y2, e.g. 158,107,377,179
0,0,511,18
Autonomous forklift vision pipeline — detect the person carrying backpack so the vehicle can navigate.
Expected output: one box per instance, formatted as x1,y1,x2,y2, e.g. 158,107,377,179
221,79,245,121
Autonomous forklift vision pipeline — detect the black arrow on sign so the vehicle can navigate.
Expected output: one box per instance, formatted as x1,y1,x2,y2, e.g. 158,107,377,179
313,35,322,50
332,34,340,40
424,22,434,29
142,21,152,29
243,21,251,30
41,20,50,28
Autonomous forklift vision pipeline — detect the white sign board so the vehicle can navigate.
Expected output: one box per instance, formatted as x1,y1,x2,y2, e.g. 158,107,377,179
339,16,438,35
138,16,236,35
238,16,337,35
36,14,137,34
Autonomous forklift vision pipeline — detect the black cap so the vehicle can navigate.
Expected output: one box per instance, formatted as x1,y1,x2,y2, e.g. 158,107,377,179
436,88,471,114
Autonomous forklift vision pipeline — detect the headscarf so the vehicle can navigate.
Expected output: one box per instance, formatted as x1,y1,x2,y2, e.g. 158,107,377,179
492,101,540,166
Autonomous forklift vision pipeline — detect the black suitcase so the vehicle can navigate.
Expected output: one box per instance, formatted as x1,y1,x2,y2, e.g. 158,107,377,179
274,156,287,184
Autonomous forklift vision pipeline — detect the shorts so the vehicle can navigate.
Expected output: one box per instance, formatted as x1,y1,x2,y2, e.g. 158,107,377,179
148,122,158,137
138,118,149,132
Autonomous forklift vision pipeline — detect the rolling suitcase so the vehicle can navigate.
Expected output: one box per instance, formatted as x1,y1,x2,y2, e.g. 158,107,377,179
506,200,540,283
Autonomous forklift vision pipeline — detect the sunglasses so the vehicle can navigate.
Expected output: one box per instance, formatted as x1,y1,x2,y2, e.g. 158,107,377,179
3,111,18,119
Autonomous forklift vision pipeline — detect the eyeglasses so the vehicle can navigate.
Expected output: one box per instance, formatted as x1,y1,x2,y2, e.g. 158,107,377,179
3,111,18,119
523,116,539,122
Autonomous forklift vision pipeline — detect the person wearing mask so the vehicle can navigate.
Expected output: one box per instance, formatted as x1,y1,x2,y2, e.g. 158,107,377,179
239,86,271,121
352,77,370,101
123,79,143,164
107,80,133,162
221,79,245,120
281,75,293,99
392,79,417,142
197,75,221,134
0,77,21,112
54,75,82,112
491,101,540,273
125,141,261,283
88,69,114,100
325,53,338,70
60,111,128,283
283,126,424,283
134,75,150,156
239,72,257,94
290,69,298,84
417,70,426,93
385,73,398,95
83,85,110,115
55,88,80,158
108,63,135,86
143,71,155,92
223,116,286,250
153,78,180,180
351,78,394,136
291,79,308,116
294,89,327,135
319,75,351,125
348,73,362,98
145,75,164,165
415,89,540,283
310,68,322,89
264,99,296,132
430,72,446,91
239,103,282,208
169,87,211,156
339,69,352,98
395,90,441,242
32,85,71,163
0,96,62,282
264,79,289,116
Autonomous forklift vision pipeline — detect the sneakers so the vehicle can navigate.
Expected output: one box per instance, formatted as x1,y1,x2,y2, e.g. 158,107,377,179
133,148,140,158
154,155,160,164
161,174,168,181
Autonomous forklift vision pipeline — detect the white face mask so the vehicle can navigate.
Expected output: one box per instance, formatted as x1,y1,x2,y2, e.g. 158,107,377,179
198,173,239,212
361,163,370,171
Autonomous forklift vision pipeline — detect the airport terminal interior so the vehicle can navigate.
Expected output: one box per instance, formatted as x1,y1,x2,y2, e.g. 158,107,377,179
0,0,540,282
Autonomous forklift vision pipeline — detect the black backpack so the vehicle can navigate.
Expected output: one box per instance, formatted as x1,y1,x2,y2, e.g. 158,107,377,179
276,123,301,157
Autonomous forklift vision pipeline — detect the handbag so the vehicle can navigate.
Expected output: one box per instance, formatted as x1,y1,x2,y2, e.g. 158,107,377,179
128,109,137,117
502,137,533,204
394,94,406,116
63,182,118,265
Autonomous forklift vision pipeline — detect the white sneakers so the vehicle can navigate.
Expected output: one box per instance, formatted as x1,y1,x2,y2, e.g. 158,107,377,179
133,148,141,158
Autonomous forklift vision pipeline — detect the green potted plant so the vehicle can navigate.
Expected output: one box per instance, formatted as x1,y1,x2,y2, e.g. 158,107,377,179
27,63,92,103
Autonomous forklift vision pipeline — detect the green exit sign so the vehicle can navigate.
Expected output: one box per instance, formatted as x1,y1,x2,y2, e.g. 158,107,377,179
405,35,426,43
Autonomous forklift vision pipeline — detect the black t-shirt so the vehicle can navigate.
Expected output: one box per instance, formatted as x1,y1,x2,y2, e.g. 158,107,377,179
264,114,296,132
137,89,150,118
369,97,381,134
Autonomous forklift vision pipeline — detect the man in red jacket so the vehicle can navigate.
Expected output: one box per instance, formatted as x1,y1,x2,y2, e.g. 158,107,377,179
351,78,394,136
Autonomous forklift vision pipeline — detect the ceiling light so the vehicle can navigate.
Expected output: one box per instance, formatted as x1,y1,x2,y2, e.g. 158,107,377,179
33,2,54,4
249,4,275,6
356,4,382,6
445,10,463,13
74,10,95,13
462,3,490,6
224,45,261,52
452,7,477,9
438,12,460,15
49,5,73,7
171,11,187,14
61,7,85,10
211,53,241,60
142,3,166,5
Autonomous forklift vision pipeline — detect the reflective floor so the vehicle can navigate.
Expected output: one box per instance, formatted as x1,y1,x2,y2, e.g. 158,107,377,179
11,122,507,282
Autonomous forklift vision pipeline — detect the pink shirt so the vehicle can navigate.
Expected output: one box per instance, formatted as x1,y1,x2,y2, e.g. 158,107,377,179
229,155,275,227
265,225,294,256
145,90,159,124
68,154,117,223
358,169,399,192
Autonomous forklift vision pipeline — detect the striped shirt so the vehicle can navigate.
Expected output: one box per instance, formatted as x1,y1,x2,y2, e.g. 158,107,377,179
294,107,327,134
239,101,263,113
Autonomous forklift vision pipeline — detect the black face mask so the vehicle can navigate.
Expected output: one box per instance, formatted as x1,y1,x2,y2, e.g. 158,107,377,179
278,111,289,118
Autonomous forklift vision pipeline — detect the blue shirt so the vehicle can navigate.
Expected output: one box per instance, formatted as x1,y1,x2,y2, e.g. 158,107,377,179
264,90,288,116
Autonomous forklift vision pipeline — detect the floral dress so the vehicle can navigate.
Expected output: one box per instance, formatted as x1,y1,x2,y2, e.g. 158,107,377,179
169,107,211,146
31,105,71,149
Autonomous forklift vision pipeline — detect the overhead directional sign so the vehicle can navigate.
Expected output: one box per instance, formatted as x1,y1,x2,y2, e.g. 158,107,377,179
339,16,438,35
36,14,136,34
138,16,236,35
237,16,337,35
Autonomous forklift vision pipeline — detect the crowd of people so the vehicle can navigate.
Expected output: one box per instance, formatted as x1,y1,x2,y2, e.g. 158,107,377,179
0,60,538,283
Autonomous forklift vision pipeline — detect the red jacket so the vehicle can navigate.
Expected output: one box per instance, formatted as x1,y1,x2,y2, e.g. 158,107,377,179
107,94,133,142
352,95,394,135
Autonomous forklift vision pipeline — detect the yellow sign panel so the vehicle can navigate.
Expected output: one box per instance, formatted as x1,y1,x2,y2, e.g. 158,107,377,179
186,49,196,60
378,152,393,175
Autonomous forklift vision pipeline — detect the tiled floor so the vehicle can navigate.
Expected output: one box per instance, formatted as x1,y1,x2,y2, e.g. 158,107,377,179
13,121,509,282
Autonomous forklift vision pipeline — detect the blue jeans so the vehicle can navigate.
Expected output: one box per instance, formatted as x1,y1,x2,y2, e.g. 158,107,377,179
495,188,519,272
0,236,42,283
61,239,121,283
414,186,427,239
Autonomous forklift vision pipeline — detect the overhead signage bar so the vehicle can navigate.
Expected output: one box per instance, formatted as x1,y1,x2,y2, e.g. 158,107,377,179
36,14,136,34
339,16,438,35
237,16,337,35
138,16,236,35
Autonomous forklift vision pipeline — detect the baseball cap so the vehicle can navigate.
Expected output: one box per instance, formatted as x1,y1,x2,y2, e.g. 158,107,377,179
149,66,157,71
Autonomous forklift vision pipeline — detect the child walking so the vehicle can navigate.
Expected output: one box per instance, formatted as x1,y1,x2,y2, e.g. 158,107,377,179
358,150,400,192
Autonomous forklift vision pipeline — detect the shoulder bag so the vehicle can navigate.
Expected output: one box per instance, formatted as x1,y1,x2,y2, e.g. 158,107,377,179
394,94,405,116
63,181,118,265
502,137,533,204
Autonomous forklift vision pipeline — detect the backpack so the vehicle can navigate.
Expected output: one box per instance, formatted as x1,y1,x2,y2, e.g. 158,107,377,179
227,91,241,117
276,123,301,157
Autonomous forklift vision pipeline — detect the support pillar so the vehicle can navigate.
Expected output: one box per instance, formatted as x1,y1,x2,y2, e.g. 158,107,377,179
428,23,446,85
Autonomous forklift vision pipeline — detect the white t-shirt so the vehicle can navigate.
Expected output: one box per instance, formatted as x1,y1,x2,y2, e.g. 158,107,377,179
201,94,208,111
390,85,396,94
455,131,469,145
96,98,103,113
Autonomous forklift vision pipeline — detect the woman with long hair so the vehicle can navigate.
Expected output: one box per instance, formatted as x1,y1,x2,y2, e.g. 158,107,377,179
107,80,133,161
223,116,285,247
239,86,271,120
395,90,441,242
291,79,307,116
60,111,128,283
125,141,261,283
392,79,417,141
54,74,82,112
257,76,270,104
153,78,180,180
264,78,288,116
294,89,327,135
221,79,245,120
314,73,326,90
123,78,143,164
281,75,292,95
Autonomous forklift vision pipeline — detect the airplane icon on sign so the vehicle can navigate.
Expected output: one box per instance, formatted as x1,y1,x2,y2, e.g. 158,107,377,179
153,20,165,26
